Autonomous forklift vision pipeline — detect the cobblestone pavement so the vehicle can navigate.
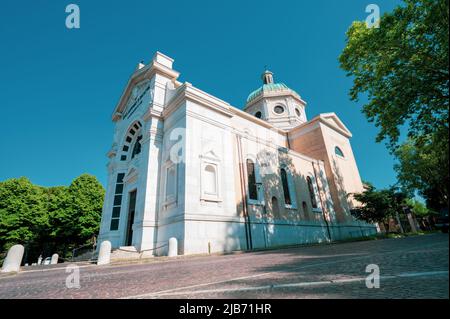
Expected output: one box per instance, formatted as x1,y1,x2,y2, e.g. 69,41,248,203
0,233,448,299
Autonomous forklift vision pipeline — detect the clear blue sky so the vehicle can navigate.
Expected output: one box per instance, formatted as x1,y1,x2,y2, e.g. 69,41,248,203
0,0,401,188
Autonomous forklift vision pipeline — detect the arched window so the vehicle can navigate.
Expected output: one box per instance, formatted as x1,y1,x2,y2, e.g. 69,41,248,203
255,111,262,119
335,146,344,158
131,135,142,159
121,121,143,161
280,168,292,205
295,108,301,117
246,159,258,200
203,164,217,195
307,176,318,209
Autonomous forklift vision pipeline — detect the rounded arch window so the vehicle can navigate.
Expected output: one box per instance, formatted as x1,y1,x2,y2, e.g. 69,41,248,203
335,146,345,158
273,105,285,114
255,111,262,119
295,108,301,117
203,164,217,195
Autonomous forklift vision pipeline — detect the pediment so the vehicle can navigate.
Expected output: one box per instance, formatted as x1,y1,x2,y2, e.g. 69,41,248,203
200,149,220,162
319,113,352,137
121,80,153,119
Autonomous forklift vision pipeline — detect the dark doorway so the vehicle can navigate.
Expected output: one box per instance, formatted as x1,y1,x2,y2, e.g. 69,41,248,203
272,196,280,219
125,190,137,246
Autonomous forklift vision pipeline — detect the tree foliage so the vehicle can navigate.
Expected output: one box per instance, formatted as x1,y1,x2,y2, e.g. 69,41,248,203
340,0,449,211
339,0,449,148
351,184,408,232
0,174,104,263
394,131,449,211
0,177,48,251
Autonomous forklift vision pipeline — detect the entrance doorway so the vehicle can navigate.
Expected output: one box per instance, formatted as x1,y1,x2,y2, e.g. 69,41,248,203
125,190,137,246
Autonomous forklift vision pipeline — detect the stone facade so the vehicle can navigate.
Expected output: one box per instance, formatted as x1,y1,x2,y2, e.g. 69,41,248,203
97,52,377,256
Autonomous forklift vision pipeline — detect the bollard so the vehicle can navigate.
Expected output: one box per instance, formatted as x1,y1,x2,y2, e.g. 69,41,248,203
168,237,178,257
97,240,112,265
1,244,25,273
51,253,59,265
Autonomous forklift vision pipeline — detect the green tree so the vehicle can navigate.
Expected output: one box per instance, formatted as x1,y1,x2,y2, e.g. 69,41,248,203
0,177,48,253
339,0,449,149
352,184,408,233
405,198,431,217
66,174,105,245
394,132,449,211
340,0,449,212
0,174,105,263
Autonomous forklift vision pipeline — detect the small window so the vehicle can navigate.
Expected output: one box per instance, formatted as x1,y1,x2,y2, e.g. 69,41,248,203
274,105,285,114
113,194,122,206
335,146,344,157
117,173,125,183
280,168,292,205
246,159,258,201
112,206,121,218
295,108,301,117
110,218,119,231
307,176,318,209
255,111,262,119
115,183,124,194
131,135,142,159
272,196,280,218
302,201,309,215
120,155,127,161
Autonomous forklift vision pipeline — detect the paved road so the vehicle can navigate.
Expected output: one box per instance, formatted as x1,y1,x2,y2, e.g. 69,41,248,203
0,233,448,299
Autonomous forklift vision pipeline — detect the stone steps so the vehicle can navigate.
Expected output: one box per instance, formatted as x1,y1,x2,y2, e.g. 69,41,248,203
110,246,153,262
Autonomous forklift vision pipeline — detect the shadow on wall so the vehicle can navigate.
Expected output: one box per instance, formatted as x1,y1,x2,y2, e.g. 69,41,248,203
225,147,333,253
331,157,353,222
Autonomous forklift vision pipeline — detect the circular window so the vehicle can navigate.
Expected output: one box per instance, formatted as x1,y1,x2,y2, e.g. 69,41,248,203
295,108,301,117
255,111,262,119
274,105,285,114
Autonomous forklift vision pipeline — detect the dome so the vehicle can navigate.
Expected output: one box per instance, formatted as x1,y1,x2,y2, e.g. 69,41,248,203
246,70,300,104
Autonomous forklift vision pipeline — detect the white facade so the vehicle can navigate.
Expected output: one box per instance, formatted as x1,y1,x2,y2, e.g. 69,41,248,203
97,52,377,256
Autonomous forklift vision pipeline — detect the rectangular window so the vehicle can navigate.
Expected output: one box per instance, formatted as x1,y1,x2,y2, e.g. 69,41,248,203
115,183,124,194
110,219,119,231
110,173,125,231
113,195,122,206
112,206,121,218
246,160,258,201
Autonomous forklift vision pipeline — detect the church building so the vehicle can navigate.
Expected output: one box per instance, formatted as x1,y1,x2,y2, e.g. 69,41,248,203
97,52,377,256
